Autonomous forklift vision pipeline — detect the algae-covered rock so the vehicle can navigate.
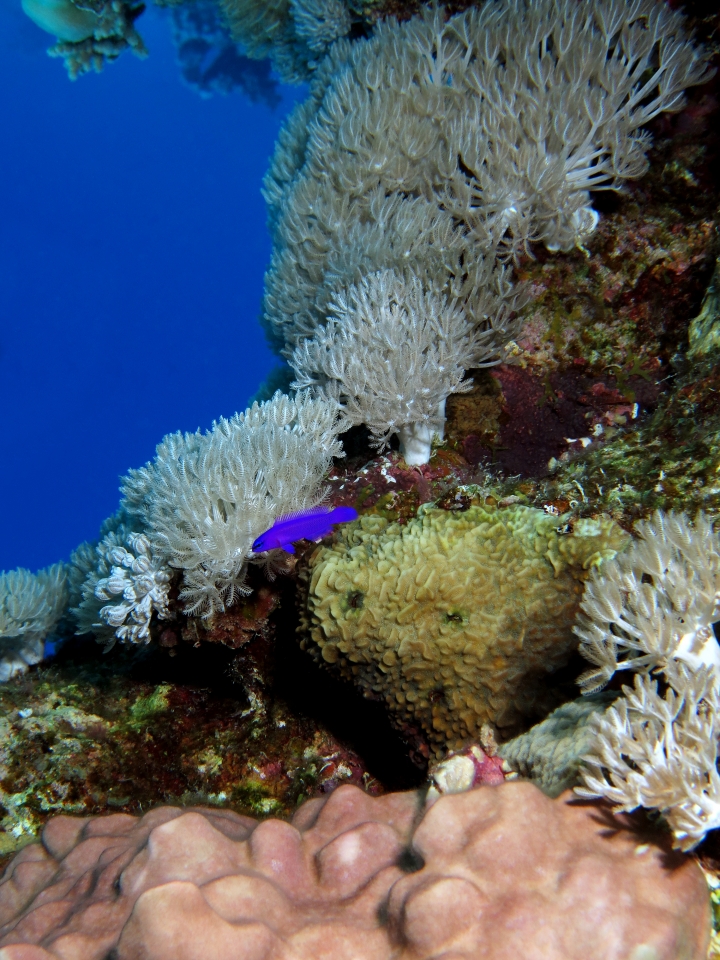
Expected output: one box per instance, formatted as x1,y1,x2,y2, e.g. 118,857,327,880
689,256,720,361
498,692,617,797
0,636,403,865
299,504,627,754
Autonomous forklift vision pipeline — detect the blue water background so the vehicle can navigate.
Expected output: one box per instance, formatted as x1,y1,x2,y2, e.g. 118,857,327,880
0,1,301,572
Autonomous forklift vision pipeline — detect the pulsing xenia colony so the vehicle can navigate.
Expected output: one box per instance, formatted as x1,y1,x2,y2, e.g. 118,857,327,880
67,390,345,647
290,270,521,464
0,565,68,682
263,0,712,458
575,512,720,850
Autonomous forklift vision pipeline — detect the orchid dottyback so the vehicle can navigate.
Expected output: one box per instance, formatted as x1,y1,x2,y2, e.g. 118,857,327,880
252,506,358,554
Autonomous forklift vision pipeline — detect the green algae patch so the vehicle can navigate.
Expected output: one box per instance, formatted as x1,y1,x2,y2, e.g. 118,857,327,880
534,354,720,524
128,684,172,728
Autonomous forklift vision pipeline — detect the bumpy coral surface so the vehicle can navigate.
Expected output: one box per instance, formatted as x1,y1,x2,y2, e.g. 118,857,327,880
498,692,616,797
0,781,709,960
299,503,627,751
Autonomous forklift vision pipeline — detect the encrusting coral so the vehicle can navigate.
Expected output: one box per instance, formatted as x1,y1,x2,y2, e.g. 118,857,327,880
290,269,520,464
0,566,68,684
0,781,710,960
573,510,720,850
299,502,627,753
497,691,616,797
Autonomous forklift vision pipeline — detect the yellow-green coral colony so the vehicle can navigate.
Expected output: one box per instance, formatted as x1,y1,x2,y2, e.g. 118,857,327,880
299,505,628,753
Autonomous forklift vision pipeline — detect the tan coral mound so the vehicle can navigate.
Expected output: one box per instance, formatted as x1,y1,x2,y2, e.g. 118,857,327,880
300,505,627,751
0,781,710,960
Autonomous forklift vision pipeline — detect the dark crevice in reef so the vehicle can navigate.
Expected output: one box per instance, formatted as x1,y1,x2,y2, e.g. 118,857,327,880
270,577,428,792
42,585,426,796
45,631,243,699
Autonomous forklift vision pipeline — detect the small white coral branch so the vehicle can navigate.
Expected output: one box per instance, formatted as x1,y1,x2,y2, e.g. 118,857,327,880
291,269,518,465
0,564,68,682
577,663,720,851
575,511,720,849
94,533,171,644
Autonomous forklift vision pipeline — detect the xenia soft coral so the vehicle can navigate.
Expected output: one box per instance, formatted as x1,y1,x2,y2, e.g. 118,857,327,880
0,564,68,682
575,511,720,849
262,0,712,357
218,0,352,84
290,269,520,464
120,391,343,618
72,524,171,648
576,511,720,692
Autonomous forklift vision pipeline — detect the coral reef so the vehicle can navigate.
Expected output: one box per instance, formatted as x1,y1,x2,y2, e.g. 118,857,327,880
0,567,68,685
0,616,421,863
299,502,627,754
0,781,710,959
1,0,717,938
169,0,281,103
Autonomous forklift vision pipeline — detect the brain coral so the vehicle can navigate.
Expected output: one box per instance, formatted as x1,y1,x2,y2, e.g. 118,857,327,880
0,782,709,960
299,504,627,751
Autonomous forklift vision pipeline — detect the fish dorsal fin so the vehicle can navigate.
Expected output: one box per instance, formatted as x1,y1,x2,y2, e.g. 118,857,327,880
274,505,332,524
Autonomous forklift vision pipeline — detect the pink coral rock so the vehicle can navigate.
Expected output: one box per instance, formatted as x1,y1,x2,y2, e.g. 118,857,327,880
0,782,710,960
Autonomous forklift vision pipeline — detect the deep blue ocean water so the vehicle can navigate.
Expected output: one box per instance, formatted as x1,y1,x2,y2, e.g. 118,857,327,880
0,1,302,572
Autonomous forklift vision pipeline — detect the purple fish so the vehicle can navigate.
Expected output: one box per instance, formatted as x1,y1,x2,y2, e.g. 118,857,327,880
252,505,358,554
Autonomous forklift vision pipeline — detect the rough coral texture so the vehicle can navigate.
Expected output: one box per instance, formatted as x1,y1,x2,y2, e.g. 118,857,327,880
299,503,627,752
498,691,616,797
0,781,710,960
